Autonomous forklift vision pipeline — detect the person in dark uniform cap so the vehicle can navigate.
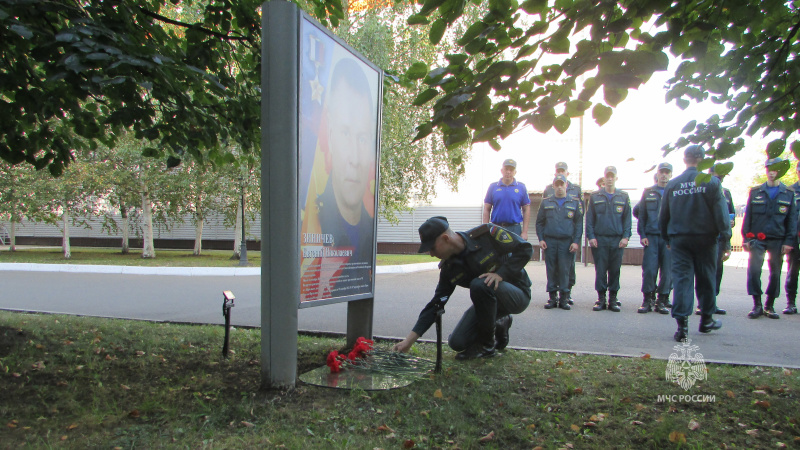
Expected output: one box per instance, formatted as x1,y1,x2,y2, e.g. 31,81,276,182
392,217,532,360
586,166,632,312
536,174,584,310
483,159,531,239
636,162,673,314
782,162,800,315
659,145,730,341
543,162,583,305
742,157,797,319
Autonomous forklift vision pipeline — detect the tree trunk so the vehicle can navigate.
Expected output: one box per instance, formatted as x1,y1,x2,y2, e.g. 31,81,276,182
142,190,156,259
9,221,16,252
232,200,242,259
121,206,130,255
193,217,203,256
62,208,71,259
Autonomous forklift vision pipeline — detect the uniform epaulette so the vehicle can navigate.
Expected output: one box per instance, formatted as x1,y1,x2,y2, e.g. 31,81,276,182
469,224,491,238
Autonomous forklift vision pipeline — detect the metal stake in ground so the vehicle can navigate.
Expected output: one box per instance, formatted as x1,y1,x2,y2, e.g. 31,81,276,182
222,290,235,358
435,308,444,373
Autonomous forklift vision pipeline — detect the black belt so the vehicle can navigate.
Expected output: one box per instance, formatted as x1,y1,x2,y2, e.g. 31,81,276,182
497,222,521,227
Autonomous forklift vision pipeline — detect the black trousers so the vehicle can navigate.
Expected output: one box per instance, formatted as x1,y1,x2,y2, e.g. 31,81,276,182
591,236,624,293
669,235,718,318
785,247,800,300
746,239,784,298
543,237,573,294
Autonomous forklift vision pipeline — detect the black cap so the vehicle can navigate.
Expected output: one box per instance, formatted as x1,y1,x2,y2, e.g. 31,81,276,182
418,216,449,253
765,157,784,168
684,145,705,159
553,174,568,184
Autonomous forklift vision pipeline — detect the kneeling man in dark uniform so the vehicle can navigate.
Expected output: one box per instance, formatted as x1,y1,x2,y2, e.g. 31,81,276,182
392,217,532,360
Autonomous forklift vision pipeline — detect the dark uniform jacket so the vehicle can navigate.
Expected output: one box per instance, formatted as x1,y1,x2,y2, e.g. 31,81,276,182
543,181,582,199
742,183,797,247
720,186,735,249
791,182,800,248
659,166,731,242
585,189,632,240
411,224,533,336
636,185,665,237
535,195,583,244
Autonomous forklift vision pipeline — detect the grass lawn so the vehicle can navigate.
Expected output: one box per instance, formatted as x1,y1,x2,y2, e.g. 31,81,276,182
1,311,799,448
0,247,432,267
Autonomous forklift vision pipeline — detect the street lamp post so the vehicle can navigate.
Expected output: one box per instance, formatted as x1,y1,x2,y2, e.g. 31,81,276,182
239,183,248,266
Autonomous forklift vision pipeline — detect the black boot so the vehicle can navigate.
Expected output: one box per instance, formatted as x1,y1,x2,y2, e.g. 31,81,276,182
608,291,621,312
784,295,798,314
674,316,688,342
593,291,607,311
494,315,513,351
637,292,653,313
699,314,722,333
544,292,558,309
559,292,571,310
456,323,496,361
748,296,763,318
654,293,670,315
661,293,673,308
764,297,780,319
568,293,574,305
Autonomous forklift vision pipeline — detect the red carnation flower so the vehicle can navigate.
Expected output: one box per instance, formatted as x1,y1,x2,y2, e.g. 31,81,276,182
757,232,766,240
327,350,343,373
746,232,755,239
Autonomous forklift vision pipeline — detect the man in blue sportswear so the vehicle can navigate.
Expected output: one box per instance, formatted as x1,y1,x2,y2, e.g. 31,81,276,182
536,174,583,310
392,217,532,360
483,159,531,240
586,166,632,312
659,146,730,342
742,157,797,319
636,162,673,315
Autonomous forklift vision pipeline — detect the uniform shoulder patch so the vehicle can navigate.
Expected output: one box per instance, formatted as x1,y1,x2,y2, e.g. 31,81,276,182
469,224,490,238
492,226,514,244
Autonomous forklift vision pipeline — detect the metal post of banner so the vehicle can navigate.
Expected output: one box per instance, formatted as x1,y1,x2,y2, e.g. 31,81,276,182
261,0,299,389
346,298,374,349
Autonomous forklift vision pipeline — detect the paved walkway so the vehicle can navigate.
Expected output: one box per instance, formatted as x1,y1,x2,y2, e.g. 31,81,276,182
1,253,799,369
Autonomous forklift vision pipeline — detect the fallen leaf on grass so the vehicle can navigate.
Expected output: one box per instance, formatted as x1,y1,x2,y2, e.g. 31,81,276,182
573,387,583,394
7,420,18,428
784,369,792,376
31,361,45,370
419,410,430,418
621,397,631,404
570,424,580,432
769,430,783,436
589,414,606,422
66,423,78,430
753,390,768,395
726,390,735,398
556,361,564,367
641,354,651,359
745,429,758,436
635,404,645,411
527,424,536,430
596,397,607,402
583,422,597,428
240,421,254,428
433,389,443,398
755,400,771,409
403,439,415,448
120,385,130,391
631,421,644,426
478,431,495,442
128,410,140,418
776,443,788,449
135,351,146,357
377,425,395,433
669,431,686,443
11,373,21,378
35,344,44,349
56,381,68,387
688,420,700,431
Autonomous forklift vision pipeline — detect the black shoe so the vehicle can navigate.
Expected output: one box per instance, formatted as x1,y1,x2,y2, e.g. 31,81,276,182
699,314,722,333
714,308,727,315
568,294,574,306
674,317,688,342
784,305,798,314
654,295,670,315
637,293,652,314
695,308,702,316
660,294,673,308
748,296,763,319
544,293,558,309
608,297,621,312
593,299,606,311
558,293,571,310
455,344,496,361
494,315,512,351
763,308,780,319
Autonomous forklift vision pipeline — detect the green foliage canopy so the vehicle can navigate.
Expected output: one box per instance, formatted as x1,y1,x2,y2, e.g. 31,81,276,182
404,0,800,168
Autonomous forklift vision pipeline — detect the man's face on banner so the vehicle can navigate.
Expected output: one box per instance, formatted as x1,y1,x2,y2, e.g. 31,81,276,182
327,79,375,223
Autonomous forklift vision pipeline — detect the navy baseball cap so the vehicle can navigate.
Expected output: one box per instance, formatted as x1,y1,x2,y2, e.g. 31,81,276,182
418,216,449,253
657,162,673,172
604,166,617,175
684,145,705,159
553,174,568,184
766,157,784,168
502,158,517,168
555,162,568,171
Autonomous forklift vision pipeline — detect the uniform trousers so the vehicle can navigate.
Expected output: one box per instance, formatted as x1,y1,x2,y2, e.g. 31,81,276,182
448,278,530,352
641,233,671,294
747,239,784,298
669,234,718,318
590,235,624,293
543,237,573,294
715,239,728,295
784,247,800,299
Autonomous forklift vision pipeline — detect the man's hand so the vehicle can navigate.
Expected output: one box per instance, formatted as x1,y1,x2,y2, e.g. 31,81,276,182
588,238,598,248
539,240,547,250
640,237,649,247
479,272,504,290
569,243,579,253
521,230,528,240
722,250,731,262
783,245,793,255
619,238,629,248
743,242,751,251
392,332,420,353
